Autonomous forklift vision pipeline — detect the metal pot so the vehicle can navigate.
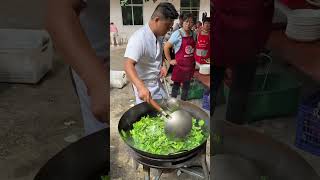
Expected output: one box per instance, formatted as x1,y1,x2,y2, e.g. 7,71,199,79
118,100,209,159
34,128,109,180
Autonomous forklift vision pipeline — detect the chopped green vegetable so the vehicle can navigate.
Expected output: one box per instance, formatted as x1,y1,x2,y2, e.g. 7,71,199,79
198,119,205,127
125,115,207,155
121,129,128,139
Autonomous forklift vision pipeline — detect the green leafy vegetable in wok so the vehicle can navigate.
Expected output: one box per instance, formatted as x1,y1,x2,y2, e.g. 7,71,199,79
124,115,206,155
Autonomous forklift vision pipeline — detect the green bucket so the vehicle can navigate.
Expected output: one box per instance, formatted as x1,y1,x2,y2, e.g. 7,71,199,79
224,73,302,122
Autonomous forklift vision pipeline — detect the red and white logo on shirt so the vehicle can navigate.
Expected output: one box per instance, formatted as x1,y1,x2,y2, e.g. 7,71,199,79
185,45,194,55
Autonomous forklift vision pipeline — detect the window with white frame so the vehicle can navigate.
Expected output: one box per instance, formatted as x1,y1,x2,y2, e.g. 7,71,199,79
121,0,144,25
180,0,200,22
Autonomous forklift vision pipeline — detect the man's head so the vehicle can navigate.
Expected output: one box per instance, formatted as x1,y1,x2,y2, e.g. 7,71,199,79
202,17,210,32
150,2,179,36
181,13,194,32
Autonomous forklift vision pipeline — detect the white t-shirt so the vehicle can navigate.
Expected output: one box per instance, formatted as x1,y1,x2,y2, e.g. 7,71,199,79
124,24,164,81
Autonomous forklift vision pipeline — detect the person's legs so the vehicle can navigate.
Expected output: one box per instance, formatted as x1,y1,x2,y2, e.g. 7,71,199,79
110,33,112,46
181,81,191,101
110,32,115,46
112,32,116,46
71,69,107,136
114,32,118,46
171,82,180,98
226,61,257,125
210,66,226,116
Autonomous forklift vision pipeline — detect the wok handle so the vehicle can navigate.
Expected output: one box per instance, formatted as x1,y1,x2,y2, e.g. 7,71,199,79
149,99,162,112
149,99,169,118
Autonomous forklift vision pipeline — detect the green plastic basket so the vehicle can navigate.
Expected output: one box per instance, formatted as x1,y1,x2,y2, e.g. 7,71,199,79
224,72,302,123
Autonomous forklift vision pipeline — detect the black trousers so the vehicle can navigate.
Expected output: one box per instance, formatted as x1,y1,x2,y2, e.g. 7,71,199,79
171,81,191,101
211,62,257,125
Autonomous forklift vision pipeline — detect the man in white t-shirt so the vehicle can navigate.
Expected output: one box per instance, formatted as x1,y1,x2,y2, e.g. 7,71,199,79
124,2,179,104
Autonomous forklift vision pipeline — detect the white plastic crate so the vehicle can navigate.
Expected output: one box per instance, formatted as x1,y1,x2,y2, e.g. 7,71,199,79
0,29,53,83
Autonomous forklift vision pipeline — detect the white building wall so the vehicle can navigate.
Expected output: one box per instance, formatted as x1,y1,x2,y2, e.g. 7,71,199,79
110,0,142,41
199,0,210,21
110,0,210,41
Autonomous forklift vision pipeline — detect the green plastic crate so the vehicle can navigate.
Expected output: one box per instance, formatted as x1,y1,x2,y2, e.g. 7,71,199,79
224,73,302,122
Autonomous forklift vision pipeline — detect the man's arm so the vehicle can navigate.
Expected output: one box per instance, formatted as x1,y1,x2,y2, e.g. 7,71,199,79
45,0,108,122
124,59,150,103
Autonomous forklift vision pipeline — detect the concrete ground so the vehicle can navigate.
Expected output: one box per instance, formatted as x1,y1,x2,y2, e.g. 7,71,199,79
0,56,84,180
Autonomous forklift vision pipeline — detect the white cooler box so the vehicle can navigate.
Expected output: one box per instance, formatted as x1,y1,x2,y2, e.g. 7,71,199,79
0,29,53,83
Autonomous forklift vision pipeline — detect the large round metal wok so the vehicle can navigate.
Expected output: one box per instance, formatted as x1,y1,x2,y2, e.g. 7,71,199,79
212,120,320,180
34,128,109,180
118,100,210,159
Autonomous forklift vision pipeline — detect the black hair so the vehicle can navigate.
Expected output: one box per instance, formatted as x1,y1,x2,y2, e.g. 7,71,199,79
151,2,179,20
181,13,193,22
179,14,184,19
197,21,202,25
202,12,210,23
203,17,210,23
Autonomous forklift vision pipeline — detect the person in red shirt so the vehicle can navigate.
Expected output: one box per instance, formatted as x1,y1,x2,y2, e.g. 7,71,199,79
211,0,274,124
195,16,210,65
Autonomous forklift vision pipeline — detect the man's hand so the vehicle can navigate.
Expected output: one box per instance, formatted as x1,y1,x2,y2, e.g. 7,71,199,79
87,82,108,124
170,59,177,65
87,59,108,124
137,85,151,103
160,66,167,78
